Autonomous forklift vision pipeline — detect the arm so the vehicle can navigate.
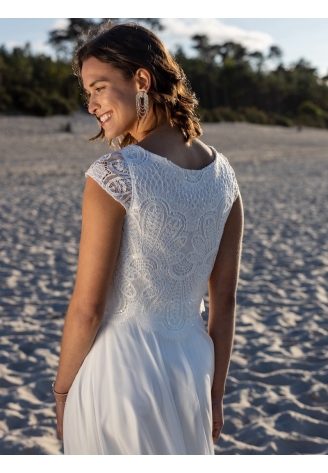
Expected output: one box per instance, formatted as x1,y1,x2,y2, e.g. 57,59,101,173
208,194,244,441
54,176,126,438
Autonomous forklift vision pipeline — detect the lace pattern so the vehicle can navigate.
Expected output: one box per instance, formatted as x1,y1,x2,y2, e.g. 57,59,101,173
85,151,132,211
86,144,240,340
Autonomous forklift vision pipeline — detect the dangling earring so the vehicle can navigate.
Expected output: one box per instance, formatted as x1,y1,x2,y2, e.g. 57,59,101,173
136,91,149,122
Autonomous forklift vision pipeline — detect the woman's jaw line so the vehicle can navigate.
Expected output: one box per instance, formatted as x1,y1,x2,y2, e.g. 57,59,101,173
100,110,169,141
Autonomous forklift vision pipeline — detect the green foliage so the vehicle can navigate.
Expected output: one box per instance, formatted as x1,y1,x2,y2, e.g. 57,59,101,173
0,44,81,116
296,100,328,128
270,114,294,127
1,23,328,130
198,107,244,123
176,38,328,129
199,107,294,127
298,100,324,116
0,86,12,112
238,107,270,125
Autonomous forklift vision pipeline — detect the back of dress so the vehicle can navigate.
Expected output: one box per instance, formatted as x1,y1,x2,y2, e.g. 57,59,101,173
64,143,240,455
86,144,239,340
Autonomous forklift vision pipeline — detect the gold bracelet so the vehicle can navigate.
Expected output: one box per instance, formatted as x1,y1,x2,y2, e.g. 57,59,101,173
52,380,69,397
54,396,67,404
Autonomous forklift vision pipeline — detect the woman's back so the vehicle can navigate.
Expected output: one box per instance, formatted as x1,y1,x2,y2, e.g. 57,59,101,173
85,143,239,340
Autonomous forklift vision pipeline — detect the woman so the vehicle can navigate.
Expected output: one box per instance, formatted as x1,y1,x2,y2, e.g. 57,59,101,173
53,21,244,455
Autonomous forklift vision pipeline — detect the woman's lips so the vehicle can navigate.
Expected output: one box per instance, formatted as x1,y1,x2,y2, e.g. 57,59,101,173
99,112,112,127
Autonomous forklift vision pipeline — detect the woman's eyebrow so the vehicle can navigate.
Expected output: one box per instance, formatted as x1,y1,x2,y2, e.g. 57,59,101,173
88,78,108,88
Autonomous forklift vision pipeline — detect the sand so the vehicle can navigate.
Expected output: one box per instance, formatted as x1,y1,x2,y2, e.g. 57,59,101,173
0,113,327,454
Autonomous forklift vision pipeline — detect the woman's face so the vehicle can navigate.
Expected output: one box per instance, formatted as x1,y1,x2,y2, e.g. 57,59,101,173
81,57,140,139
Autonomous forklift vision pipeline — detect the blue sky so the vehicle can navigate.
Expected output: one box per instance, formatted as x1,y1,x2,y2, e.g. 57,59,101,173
1,18,328,77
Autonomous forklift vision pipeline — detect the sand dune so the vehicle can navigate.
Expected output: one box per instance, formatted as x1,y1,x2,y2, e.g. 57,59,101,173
0,114,327,454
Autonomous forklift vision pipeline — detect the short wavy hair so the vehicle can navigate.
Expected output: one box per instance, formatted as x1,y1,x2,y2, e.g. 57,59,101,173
73,21,202,147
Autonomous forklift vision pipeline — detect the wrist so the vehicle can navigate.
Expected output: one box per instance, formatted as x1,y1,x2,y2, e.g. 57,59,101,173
52,379,69,396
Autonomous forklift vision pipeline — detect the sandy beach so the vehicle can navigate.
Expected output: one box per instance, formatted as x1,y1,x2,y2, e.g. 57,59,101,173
0,113,327,454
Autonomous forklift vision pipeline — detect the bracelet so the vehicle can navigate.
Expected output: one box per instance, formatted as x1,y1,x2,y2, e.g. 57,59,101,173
54,396,67,404
52,380,69,397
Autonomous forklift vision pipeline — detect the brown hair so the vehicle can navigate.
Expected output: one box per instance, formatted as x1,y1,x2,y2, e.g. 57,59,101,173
72,21,202,147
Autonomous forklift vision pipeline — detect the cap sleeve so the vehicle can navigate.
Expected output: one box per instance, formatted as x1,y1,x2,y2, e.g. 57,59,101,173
85,151,132,211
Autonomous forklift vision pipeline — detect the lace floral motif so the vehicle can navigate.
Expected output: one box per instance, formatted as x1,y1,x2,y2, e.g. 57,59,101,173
85,152,132,211
86,144,240,340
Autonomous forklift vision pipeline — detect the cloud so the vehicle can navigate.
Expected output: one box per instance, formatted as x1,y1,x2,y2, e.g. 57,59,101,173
51,18,69,31
158,18,274,55
30,39,55,57
3,39,55,59
4,40,20,49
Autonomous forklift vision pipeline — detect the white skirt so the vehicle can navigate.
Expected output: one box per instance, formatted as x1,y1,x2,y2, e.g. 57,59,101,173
63,315,215,455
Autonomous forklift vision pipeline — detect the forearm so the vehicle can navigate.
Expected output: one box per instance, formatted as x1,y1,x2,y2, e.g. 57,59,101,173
54,304,103,393
208,299,236,399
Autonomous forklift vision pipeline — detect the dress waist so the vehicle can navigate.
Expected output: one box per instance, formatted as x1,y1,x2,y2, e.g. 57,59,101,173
103,300,206,341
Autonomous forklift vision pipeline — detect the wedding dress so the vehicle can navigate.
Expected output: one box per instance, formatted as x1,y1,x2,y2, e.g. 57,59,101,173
63,144,239,455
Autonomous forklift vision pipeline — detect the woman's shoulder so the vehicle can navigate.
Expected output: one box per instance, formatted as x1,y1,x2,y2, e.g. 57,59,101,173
85,144,142,173
191,138,214,156
85,149,133,211
191,139,236,171
86,149,128,175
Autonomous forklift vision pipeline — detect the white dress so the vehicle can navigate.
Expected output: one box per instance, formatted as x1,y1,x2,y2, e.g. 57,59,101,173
63,144,239,455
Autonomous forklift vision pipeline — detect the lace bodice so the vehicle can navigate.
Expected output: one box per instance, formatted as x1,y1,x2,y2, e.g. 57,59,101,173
86,144,239,340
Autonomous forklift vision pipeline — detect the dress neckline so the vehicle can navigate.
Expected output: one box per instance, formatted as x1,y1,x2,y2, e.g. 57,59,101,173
130,144,218,173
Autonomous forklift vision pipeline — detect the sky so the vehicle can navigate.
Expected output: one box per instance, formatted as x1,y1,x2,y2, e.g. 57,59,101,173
1,18,328,77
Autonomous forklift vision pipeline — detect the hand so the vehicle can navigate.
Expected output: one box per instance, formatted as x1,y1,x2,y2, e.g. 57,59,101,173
212,397,224,443
55,400,66,441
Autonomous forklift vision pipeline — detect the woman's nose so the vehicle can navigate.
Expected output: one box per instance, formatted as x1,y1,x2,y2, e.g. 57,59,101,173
88,95,99,115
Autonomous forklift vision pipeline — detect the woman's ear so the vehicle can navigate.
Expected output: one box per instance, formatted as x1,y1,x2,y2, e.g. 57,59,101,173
135,68,151,93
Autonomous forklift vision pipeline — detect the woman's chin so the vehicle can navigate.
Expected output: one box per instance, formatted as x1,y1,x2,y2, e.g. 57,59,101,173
103,129,116,140
103,126,125,140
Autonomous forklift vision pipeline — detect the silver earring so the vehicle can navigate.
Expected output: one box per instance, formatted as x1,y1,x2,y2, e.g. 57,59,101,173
136,91,149,122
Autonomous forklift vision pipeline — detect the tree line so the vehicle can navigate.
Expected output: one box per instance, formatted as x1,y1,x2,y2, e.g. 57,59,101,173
1,18,328,129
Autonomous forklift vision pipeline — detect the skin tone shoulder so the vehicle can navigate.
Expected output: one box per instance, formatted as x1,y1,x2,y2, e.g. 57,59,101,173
54,56,244,444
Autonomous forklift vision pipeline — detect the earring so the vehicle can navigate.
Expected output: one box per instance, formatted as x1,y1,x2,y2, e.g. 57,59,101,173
136,91,149,122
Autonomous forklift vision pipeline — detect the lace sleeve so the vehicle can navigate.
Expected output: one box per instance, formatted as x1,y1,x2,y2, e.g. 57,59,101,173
85,151,132,211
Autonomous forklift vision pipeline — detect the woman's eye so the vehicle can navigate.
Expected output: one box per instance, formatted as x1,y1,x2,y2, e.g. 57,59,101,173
95,87,104,93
